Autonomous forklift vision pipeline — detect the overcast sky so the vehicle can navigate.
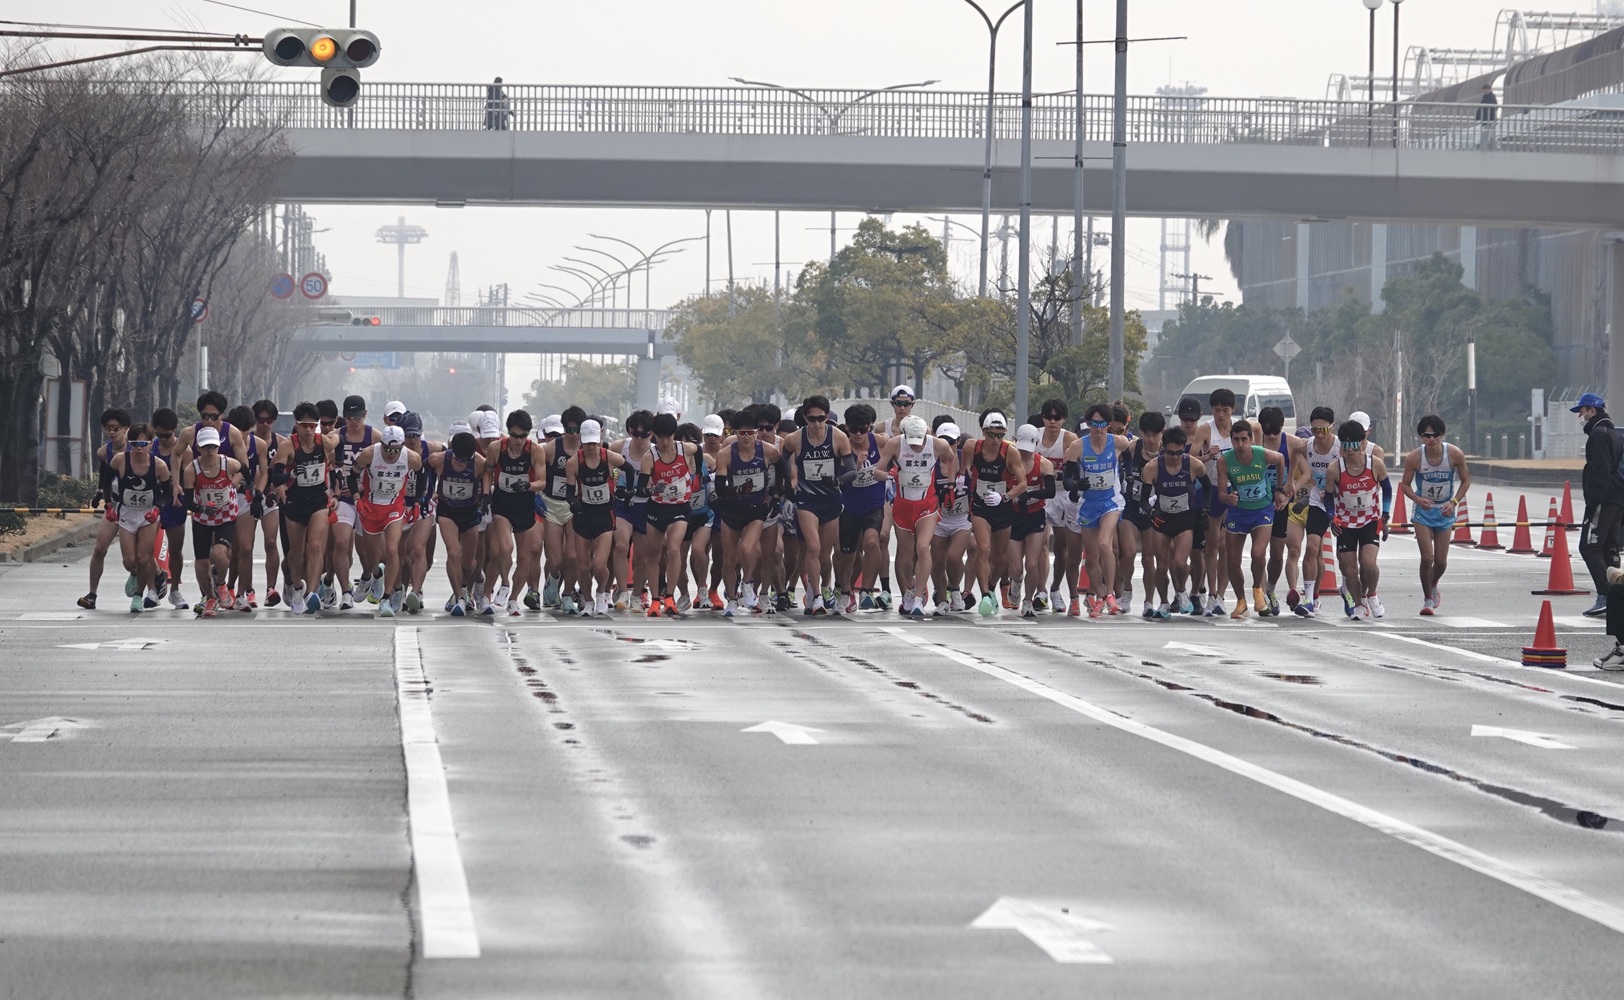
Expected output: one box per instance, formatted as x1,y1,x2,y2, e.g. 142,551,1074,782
11,1,1584,398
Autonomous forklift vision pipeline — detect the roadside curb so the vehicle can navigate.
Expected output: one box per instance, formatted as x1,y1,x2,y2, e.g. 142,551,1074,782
0,519,99,564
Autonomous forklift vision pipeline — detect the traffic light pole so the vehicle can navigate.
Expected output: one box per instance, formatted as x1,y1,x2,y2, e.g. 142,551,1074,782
0,29,260,78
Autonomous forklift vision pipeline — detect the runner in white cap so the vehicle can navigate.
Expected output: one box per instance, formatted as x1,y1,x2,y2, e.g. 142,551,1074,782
966,409,1028,617
875,413,957,618
566,418,632,616
180,425,245,618
1008,424,1056,619
1035,399,1080,613
351,424,422,617
928,421,973,613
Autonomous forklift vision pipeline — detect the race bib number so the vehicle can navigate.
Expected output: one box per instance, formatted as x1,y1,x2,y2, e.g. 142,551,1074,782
899,468,930,491
1158,493,1190,514
803,457,833,481
1346,489,1373,511
372,476,403,499
1420,479,1450,501
735,470,765,494
122,488,155,510
198,487,229,508
944,493,969,516
690,484,706,509
442,480,474,502
295,462,325,488
975,479,1007,500
498,471,530,492
1083,472,1111,492
1125,479,1146,501
660,480,689,503
582,482,611,505
549,475,569,498
405,477,420,498
851,466,878,488
1238,480,1268,503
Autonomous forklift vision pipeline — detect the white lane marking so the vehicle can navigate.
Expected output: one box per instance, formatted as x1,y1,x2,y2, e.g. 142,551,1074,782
970,897,1114,963
1380,633,1624,690
1553,616,1606,629
1436,617,1513,629
394,627,480,959
1163,641,1222,657
1471,725,1577,749
740,720,824,745
882,626,1624,936
19,612,81,620
57,638,166,651
1,717,87,743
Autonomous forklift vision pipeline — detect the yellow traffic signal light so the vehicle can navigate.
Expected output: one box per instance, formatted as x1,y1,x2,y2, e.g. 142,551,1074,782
309,35,338,62
261,28,381,107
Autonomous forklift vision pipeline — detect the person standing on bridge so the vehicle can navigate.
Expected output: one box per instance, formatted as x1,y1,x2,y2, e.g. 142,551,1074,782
485,77,510,130
1475,83,1498,151
1574,392,1623,616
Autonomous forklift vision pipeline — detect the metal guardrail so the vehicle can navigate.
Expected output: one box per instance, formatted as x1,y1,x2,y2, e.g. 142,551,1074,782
339,306,671,330
148,81,1624,153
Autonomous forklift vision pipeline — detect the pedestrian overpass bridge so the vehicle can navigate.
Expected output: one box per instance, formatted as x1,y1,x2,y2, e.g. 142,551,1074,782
191,81,1624,229
292,306,673,408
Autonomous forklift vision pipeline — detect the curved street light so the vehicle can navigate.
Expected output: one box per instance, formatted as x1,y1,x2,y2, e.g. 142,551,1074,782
551,265,613,307
560,256,624,308
958,0,1027,298
587,234,707,308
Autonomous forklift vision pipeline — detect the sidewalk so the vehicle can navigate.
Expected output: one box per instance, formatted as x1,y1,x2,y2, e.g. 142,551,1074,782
0,513,97,564
1467,458,1582,492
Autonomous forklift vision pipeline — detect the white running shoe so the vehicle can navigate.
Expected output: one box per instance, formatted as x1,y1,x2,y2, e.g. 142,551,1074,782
743,582,758,610
949,591,964,613
169,589,189,610
492,583,511,609
390,588,405,614
507,600,520,617
1352,602,1372,622
1019,598,1034,619
613,589,629,611
444,593,456,612
935,601,950,617
340,593,355,611
370,575,386,603
1048,589,1063,611
1367,594,1385,619
376,602,395,619
724,598,738,618
233,593,251,612
596,593,611,616
676,593,692,612
321,584,338,610
351,577,371,603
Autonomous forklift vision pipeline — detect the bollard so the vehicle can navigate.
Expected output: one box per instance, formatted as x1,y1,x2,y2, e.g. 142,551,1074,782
1501,432,1509,460
1484,433,1492,458
1519,433,1527,460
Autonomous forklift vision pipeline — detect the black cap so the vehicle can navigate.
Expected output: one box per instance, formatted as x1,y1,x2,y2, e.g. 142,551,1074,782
342,394,366,417
1176,398,1202,420
400,411,423,437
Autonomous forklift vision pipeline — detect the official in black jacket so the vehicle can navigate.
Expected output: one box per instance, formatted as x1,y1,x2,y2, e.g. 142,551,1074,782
1574,392,1622,613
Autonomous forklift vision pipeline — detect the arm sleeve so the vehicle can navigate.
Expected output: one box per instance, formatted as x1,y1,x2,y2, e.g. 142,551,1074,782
1061,461,1081,493
1030,473,1057,502
1380,475,1393,516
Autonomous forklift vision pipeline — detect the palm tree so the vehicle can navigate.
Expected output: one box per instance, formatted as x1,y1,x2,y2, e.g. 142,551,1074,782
1196,218,1245,287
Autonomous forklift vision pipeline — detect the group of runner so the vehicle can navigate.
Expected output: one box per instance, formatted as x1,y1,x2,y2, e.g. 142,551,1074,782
79,384,1475,622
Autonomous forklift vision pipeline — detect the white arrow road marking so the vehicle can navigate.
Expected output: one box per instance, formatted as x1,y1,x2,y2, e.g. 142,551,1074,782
2,717,87,743
883,627,1624,937
1471,725,1576,749
19,612,81,620
970,897,1114,963
741,721,824,745
57,638,165,651
1162,641,1222,657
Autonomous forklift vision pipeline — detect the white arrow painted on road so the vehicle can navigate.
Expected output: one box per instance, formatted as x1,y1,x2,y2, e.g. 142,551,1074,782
1162,641,1222,657
1,717,88,743
741,721,824,745
970,897,1114,963
1471,725,1575,749
57,638,165,651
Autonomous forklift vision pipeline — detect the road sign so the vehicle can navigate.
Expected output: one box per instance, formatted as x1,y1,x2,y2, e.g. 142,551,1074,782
190,296,208,323
1273,334,1301,361
300,271,329,300
270,273,295,299
339,351,357,362
349,351,400,369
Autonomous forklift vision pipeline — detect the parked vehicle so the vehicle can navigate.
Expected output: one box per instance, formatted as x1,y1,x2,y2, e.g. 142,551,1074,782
1177,375,1296,434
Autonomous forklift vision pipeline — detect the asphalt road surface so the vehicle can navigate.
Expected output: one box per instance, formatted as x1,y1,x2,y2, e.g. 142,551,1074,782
3,521,1623,999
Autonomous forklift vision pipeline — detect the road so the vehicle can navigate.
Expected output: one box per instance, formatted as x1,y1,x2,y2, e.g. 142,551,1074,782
2,517,1623,999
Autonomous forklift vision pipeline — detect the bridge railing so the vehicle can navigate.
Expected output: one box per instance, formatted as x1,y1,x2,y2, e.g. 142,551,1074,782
352,306,670,330
154,81,1624,153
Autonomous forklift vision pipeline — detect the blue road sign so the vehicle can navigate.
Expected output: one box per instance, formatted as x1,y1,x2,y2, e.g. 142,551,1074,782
349,352,400,369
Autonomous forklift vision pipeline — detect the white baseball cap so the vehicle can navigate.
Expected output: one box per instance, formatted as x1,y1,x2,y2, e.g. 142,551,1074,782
448,420,473,437
195,426,221,448
981,411,1008,430
477,412,502,438
890,385,916,402
541,413,564,435
383,400,406,419
1014,423,1041,452
380,425,406,446
1350,410,1372,430
902,415,928,446
580,419,603,444
658,398,681,415
937,422,961,440
702,414,725,436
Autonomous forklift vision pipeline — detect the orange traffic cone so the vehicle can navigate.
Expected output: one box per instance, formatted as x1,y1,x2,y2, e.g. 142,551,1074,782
1521,600,1567,668
1451,499,1475,546
1532,522,1590,596
1538,497,1559,557
1078,550,1091,592
1391,489,1412,535
1560,481,1576,532
1477,493,1504,550
1507,495,1537,554
1317,532,1339,597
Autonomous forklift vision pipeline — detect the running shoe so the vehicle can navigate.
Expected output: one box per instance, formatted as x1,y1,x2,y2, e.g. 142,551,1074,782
377,602,396,619
596,593,611,617
524,590,541,611
1430,586,1441,610
223,587,241,611
1048,589,1063,611
1595,643,1624,671
351,577,371,603
844,591,860,615
247,589,258,609
875,590,892,611
1202,597,1220,618
1001,589,1016,611
724,599,738,618
935,601,950,617
507,600,520,617
561,594,577,615
1178,595,1195,615
1265,591,1280,617
124,573,139,598
1068,596,1081,617
1339,584,1356,619
1351,602,1371,622
451,599,466,617
1033,592,1049,613
1141,602,1155,619
144,588,159,610
647,600,662,618
405,591,423,615
1155,602,1172,620
129,594,143,614
1105,594,1122,616
265,588,281,608
1420,596,1435,616
1229,602,1249,620
1285,588,1300,613
1582,596,1608,618
810,596,826,616
707,588,723,611
388,588,404,614
369,576,385,604
977,594,996,617
1253,587,1267,614
950,592,966,613
677,593,692,613
859,592,876,611
1367,594,1385,619
169,590,189,611
664,596,680,617
306,591,322,614
321,584,338,610
479,597,495,616
910,602,926,620
1088,596,1102,619
543,575,561,607
200,598,217,618
153,571,169,600
291,592,306,616
1293,600,1314,619
614,590,630,611
579,601,594,618
1019,598,1035,619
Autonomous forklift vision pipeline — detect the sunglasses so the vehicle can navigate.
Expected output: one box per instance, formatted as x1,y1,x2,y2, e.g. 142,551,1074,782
383,444,404,453
1420,432,1440,440
630,430,651,439
1043,413,1063,421
1312,427,1333,435
296,421,319,429
892,400,914,407
256,416,276,425
1088,419,1109,428
103,425,125,435
128,439,151,448
736,428,757,435
564,425,581,434
508,429,528,438
983,428,1005,436
1340,442,1363,451
199,411,222,420
804,414,828,423
758,424,776,432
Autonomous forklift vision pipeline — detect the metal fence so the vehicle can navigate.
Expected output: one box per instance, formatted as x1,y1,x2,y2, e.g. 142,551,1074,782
362,306,670,330
141,80,1624,153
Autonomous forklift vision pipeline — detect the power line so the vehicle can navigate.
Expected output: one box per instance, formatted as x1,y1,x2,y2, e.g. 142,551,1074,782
0,18,216,36
198,0,322,27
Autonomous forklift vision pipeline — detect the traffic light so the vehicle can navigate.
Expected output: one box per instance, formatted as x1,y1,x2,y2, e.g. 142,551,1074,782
312,308,354,324
261,28,380,108
351,315,381,326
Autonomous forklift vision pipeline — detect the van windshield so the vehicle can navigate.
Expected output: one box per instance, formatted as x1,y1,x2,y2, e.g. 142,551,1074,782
1261,393,1295,419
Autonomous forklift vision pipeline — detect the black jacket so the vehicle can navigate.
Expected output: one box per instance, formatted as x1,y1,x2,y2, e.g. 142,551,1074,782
1582,412,1624,508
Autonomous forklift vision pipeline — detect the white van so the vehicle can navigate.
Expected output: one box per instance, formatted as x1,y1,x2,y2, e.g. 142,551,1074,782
1177,375,1297,434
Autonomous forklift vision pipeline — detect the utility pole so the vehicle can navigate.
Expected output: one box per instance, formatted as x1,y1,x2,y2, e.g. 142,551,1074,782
1071,0,1086,347
1108,0,1128,401
375,216,428,298
1014,0,1035,422
1173,272,1213,308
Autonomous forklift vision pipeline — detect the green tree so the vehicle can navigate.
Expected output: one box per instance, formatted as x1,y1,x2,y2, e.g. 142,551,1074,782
665,286,811,409
522,360,635,419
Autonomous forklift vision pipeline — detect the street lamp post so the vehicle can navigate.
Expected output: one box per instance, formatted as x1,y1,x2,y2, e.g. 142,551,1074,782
1390,0,1405,147
560,257,624,309
958,0,1026,299
551,265,611,307
1107,0,1129,401
1014,0,1035,421
574,245,635,310
1363,0,1380,147
588,234,707,309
